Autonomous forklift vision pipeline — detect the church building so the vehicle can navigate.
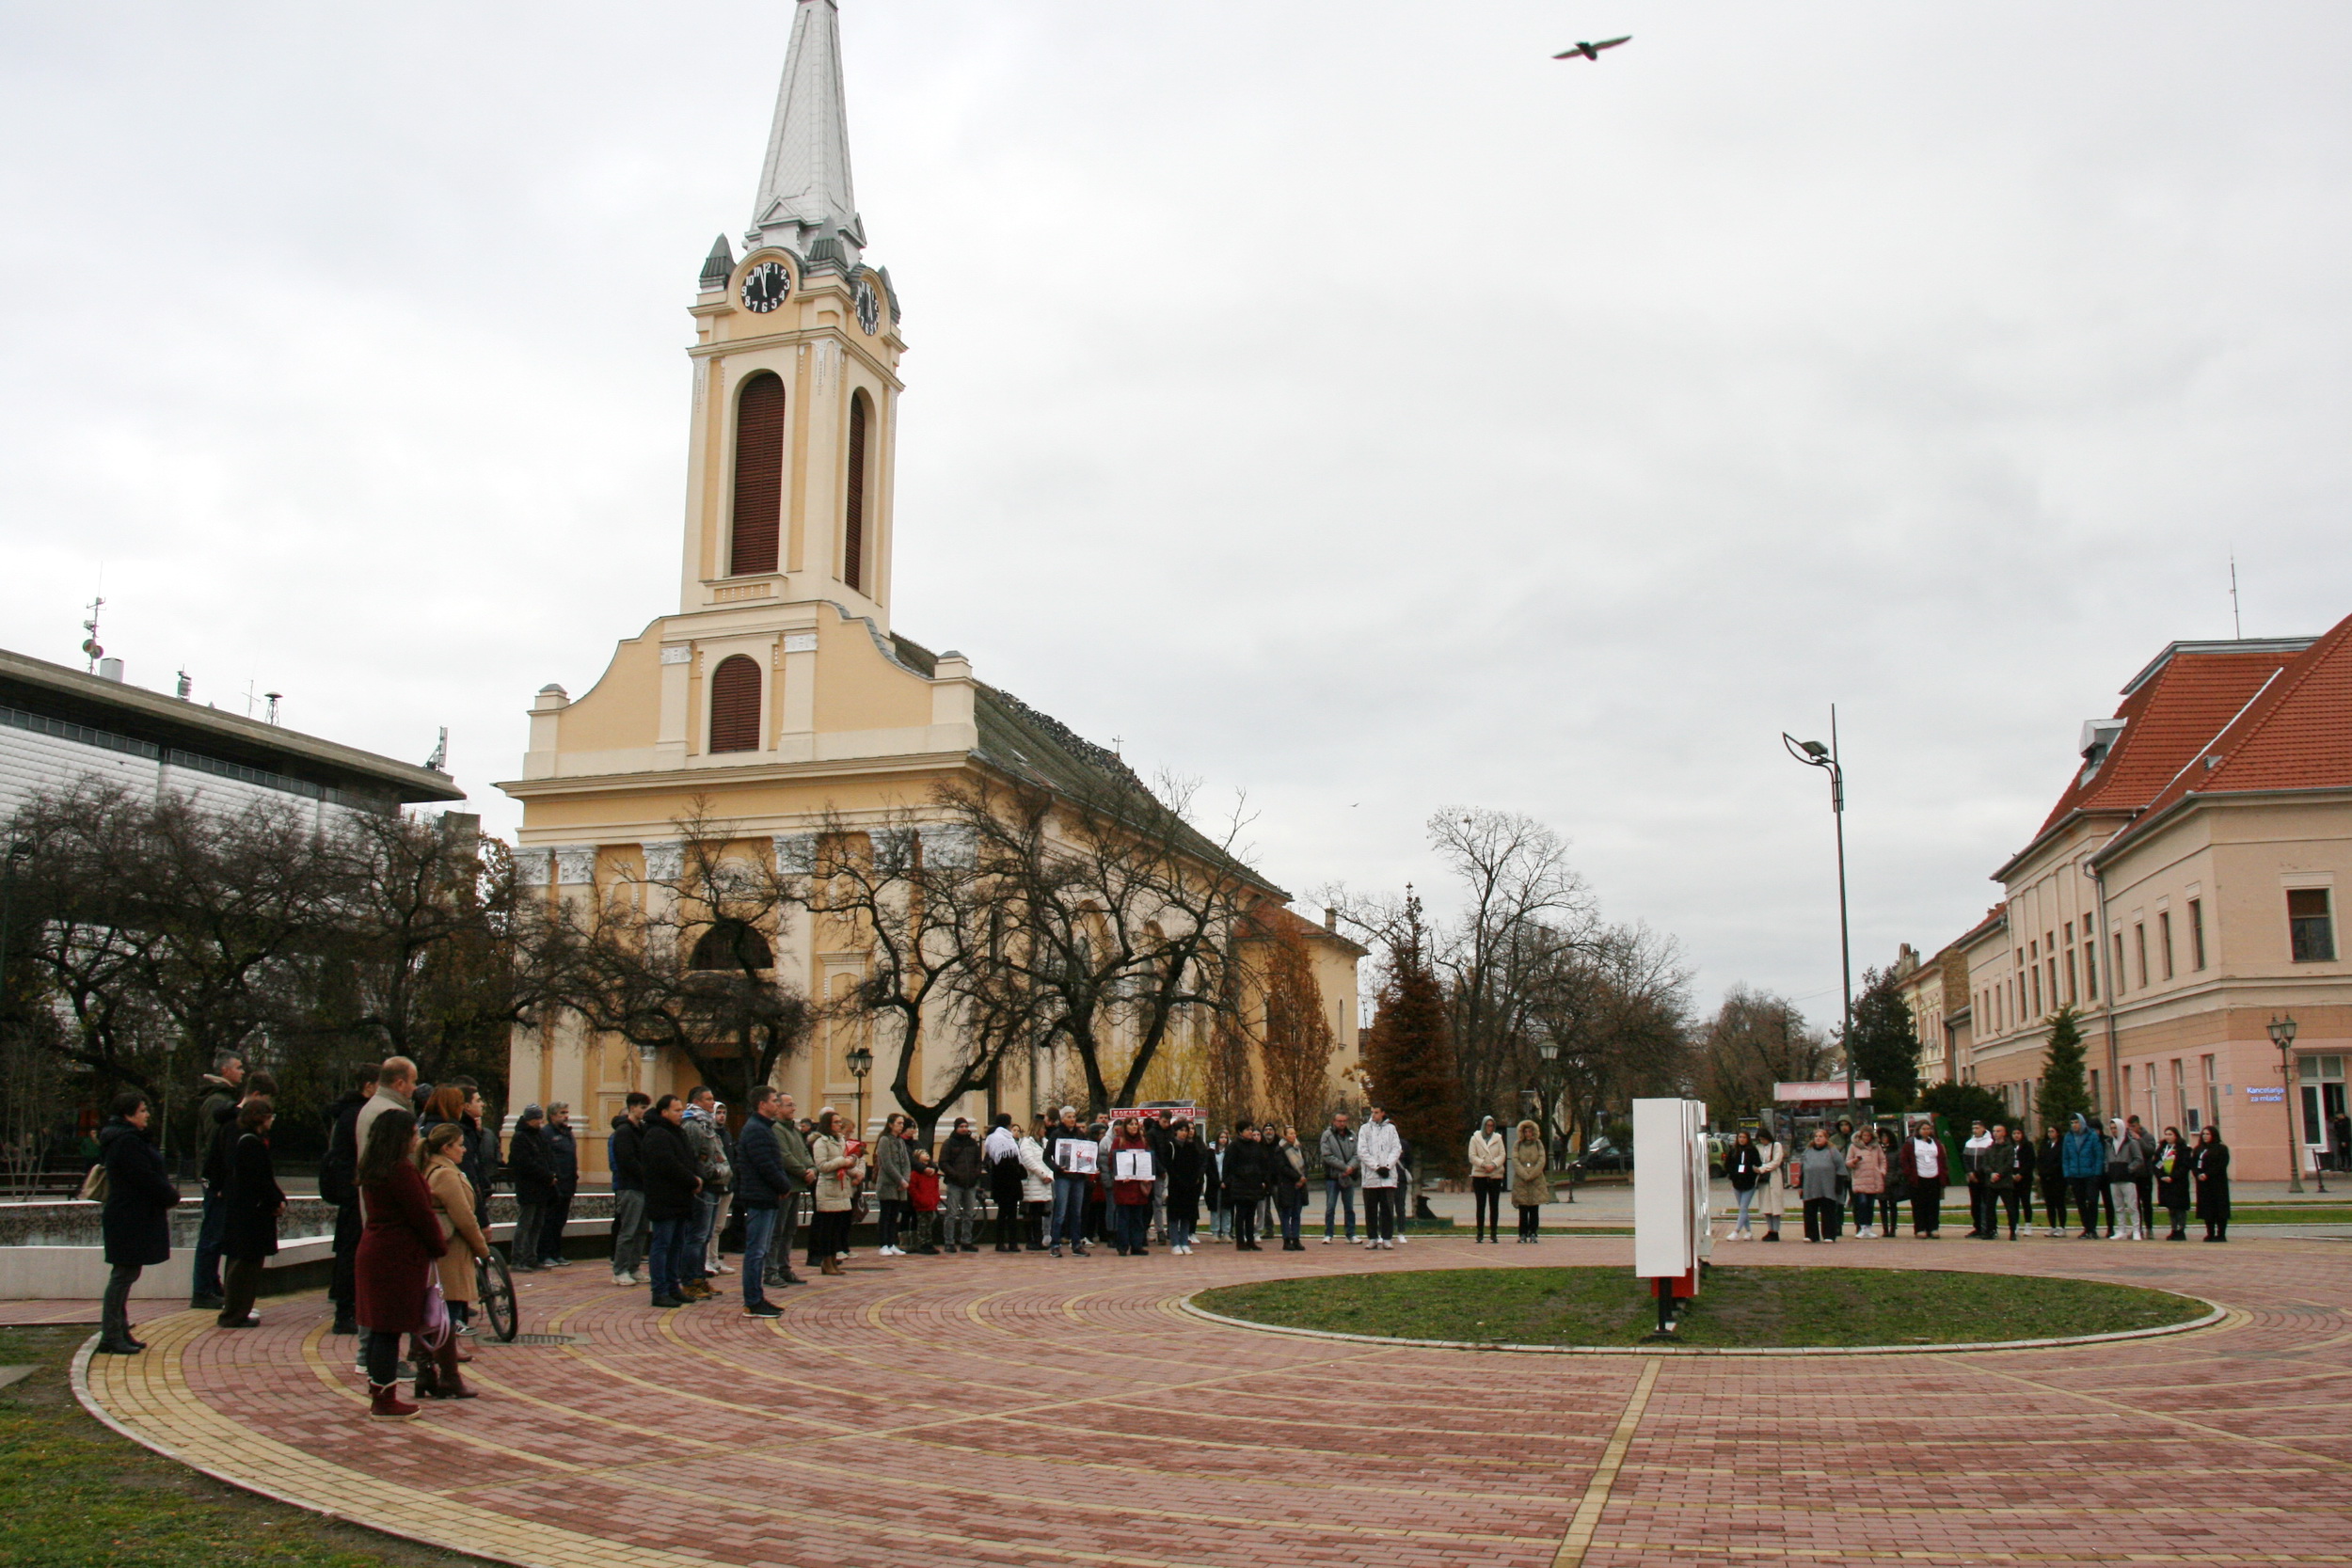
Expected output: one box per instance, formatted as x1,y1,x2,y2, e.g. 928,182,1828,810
500,0,1360,1171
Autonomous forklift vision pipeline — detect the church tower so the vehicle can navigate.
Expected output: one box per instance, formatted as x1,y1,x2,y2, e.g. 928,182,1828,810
680,0,903,626
500,1,1359,1167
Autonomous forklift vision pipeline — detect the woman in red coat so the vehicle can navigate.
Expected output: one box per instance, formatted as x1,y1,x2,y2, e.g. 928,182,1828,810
353,1109,447,1420
1107,1117,1157,1257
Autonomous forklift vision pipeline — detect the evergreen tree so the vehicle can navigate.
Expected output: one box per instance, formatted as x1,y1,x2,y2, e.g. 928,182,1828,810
2036,1006,2094,1130
1361,890,1463,1176
1845,965,1924,1113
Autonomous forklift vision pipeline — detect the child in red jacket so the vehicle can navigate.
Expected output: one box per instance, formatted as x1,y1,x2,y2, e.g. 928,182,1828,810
907,1151,943,1256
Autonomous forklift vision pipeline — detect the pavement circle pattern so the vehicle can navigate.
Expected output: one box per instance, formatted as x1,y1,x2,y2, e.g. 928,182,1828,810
72,1236,2352,1568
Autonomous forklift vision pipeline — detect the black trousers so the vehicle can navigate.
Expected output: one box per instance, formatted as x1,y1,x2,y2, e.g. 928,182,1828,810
1517,1203,1539,1239
1471,1178,1503,1237
1967,1181,1995,1235
2042,1177,2069,1231
1911,1180,1942,1234
219,1256,265,1324
2071,1177,2106,1232
1232,1203,1260,1246
1364,1187,1399,1241
102,1262,140,1344
806,1208,850,1266
542,1189,574,1262
1998,1187,2026,1234
1803,1197,1843,1240
330,1200,362,1308
992,1175,1025,1246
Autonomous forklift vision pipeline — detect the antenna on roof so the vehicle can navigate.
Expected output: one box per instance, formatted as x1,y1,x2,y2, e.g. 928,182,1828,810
2230,553,2242,639
264,691,281,725
424,726,449,772
80,593,104,672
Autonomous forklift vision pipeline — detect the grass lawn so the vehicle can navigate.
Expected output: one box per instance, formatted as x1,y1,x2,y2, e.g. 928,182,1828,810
1197,1265,2205,1349
0,1327,496,1568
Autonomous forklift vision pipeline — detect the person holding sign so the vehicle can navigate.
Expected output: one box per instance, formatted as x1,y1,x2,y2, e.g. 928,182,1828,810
1044,1107,1097,1258
1108,1117,1157,1256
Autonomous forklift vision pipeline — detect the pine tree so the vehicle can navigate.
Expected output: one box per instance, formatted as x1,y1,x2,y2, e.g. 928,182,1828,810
1845,965,1924,1113
2036,1006,2094,1130
1360,890,1462,1176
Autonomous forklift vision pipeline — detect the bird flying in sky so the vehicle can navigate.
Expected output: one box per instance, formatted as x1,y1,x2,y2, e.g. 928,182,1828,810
1553,36,1631,62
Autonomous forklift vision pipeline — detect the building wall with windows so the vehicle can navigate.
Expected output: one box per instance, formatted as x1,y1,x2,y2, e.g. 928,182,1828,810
1929,616,2352,1174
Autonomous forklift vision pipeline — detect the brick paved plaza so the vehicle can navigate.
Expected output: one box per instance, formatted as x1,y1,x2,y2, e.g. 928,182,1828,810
66,1236,2352,1568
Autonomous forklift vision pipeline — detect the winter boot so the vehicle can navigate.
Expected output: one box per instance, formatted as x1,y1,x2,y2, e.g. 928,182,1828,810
369,1382,421,1420
424,1335,477,1400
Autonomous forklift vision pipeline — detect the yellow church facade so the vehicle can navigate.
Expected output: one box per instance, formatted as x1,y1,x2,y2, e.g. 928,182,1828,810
499,0,1359,1173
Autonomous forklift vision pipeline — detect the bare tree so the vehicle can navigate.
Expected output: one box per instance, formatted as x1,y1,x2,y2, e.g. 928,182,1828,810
933,769,1262,1117
1527,921,1693,1160
1697,985,1829,1122
780,811,1037,1148
526,807,815,1117
1254,911,1337,1132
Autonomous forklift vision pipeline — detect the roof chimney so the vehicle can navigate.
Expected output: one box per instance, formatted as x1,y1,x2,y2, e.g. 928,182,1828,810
1324,906,1339,932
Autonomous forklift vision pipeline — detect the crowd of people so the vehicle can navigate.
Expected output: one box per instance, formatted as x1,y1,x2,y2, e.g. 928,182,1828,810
87,1051,2258,1422
1721,1113,2236,1244
87,1053,1531,1418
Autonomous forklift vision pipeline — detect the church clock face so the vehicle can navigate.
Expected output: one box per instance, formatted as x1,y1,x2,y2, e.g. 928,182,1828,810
854,277,881,335
741,261,790,313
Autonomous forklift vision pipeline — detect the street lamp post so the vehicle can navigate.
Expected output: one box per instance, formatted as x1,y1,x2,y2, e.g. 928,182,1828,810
2268,1016,2304,1195
1537,1039,1574,1204
1784,721,1858,1125
846,1045,873,1139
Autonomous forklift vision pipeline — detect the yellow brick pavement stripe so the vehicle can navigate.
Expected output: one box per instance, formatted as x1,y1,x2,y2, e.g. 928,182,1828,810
1550,1355,1660,1568
76,1315,711,1568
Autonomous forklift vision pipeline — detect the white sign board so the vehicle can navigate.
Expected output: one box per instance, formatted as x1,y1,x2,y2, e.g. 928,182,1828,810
1633,1097,1709,1283
1772,1081,1872,1103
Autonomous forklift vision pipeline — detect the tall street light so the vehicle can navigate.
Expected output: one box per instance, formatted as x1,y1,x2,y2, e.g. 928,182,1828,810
2268,1015,2304,1195
1784,721,1857,1124
1536,1037,1575,1204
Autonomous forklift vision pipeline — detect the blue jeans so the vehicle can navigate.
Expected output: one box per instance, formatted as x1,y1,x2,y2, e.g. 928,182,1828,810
1323,1180,1357,1239
1734,1186,1756,1229
648,1217,687,1300
1113,1203,1150,1253
687,1191,722,1281
1278,1194,1305,1245
739,1209,776,1308
192,1187,227,1299
1051,1174,1090,1248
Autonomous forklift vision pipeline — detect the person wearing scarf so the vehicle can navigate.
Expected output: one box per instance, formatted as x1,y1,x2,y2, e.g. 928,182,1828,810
1962,1121,1996,1239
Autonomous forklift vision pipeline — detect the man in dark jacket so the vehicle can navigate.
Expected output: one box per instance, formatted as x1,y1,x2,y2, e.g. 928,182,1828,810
97,1092,181,1355
761,1094,815,1290
938,1118,984,1252
609,1092,652,1286
318,1066,377,1334
733,1087,795,1316
1041,1107,1096,1258
541,1102,579,1267
1318,1113,1359,1243
507,1105,557,1272
188,1052,245,1309
639,1095,702,1308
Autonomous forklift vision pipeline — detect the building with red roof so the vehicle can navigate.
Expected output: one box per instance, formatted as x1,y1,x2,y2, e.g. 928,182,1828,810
1940,617,2352,1180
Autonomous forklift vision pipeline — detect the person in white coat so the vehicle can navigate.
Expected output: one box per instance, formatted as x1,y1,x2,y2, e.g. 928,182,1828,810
1015,1128,1055,1250
1467,1117,1507,1243
1756,1122,1789,1243
1357,1107,1405,1249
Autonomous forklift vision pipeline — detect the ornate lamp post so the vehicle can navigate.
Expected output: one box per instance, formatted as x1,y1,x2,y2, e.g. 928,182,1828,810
1537,1038,1574,1204
846,1045,873,1138
2269,1016,2305,1195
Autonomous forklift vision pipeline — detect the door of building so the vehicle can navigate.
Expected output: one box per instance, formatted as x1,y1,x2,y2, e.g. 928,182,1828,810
2298,1055,2346,1170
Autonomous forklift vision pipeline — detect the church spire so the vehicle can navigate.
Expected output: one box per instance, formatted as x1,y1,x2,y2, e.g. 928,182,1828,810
748,0,866,265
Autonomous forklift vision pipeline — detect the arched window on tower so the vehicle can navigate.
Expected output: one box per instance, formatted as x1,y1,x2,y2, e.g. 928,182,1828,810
843,389,870,593
729,372,786,577
690,919,773,972
707,654,761,753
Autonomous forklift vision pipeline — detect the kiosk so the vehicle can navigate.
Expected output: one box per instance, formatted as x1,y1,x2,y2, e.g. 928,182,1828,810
1632,1097,1711,1334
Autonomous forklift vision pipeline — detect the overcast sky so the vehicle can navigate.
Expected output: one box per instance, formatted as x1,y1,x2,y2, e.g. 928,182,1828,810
5,3,2349,1025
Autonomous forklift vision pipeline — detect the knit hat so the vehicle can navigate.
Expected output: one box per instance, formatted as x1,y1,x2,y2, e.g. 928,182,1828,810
520,1103,545,1121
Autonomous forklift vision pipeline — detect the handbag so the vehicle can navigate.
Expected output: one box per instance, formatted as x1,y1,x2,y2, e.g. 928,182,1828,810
77,1163,110,1203
420,1278,452,1351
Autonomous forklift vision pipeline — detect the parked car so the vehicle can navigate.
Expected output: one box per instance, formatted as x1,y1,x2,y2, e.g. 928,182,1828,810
1575,1137,1633,1175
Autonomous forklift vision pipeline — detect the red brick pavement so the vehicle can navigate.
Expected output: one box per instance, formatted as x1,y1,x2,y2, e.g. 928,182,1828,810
68,1236,2352,1567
